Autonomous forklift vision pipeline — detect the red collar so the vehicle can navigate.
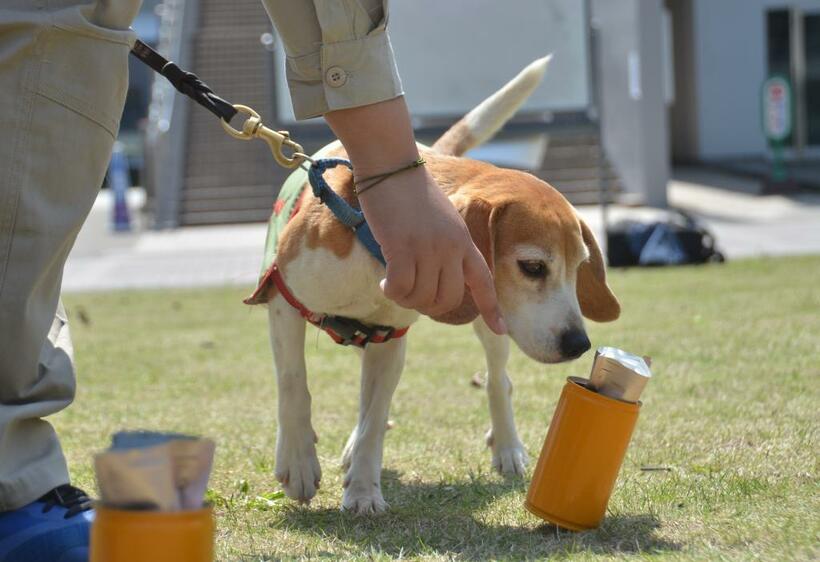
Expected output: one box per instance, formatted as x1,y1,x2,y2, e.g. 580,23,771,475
269,264,409,347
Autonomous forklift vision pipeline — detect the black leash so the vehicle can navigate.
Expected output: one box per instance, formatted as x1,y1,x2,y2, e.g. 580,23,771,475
130,40,237,123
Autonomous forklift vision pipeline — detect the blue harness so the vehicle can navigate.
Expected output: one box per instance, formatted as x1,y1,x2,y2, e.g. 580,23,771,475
307,158,386,266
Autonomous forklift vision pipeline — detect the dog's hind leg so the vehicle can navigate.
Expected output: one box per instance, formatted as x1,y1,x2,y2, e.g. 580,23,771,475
473,318,528,476
268,297,321,503
341,337,406,515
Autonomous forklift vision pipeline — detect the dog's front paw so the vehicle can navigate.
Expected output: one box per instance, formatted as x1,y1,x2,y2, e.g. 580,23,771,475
341,478,388,515
486,429,529,477
275,427,322,503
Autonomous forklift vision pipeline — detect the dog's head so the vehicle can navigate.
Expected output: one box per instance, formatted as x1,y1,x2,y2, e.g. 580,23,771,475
433,167,619,363
429,55,618,363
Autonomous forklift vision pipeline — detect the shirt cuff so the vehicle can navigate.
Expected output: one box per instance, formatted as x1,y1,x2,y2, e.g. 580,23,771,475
285,29,404,120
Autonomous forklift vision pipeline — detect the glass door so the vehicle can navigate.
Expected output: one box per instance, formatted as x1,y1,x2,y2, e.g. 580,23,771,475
766,8,820,150
804,13,820,146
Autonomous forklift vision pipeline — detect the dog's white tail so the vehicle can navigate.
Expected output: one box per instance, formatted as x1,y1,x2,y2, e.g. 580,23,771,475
432,54,552,157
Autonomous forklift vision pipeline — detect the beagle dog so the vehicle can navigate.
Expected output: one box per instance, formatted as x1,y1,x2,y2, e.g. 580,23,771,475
249,56,620,514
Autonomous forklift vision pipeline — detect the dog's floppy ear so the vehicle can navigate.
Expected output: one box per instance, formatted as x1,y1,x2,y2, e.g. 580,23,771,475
431,195,500,325
577,218,620,322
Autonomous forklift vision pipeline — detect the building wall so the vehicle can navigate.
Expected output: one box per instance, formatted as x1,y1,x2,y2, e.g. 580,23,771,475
593,0,669,207
592,0,641,197
692,0,818,159
667,0,699,163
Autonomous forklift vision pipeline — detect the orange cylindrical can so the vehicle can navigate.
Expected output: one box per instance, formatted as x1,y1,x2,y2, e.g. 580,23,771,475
525,377,640,531
90,506,214,562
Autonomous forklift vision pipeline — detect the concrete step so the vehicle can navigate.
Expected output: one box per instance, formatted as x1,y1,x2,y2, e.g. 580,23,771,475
562,190,619,205
181,208,274,225
542,167,619,182
553,181,620,202
182,184,277,201
544,144,602,158
546,133,600,148
182,194,275,213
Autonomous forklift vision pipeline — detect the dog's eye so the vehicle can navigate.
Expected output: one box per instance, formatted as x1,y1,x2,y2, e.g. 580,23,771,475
518,260,547,278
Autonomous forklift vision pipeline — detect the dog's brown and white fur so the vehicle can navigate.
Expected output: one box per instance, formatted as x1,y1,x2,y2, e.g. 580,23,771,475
266,56,620,514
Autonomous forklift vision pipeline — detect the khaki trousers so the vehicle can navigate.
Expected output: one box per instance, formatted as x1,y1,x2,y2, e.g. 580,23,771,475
0,0,137,511
0,0,397,511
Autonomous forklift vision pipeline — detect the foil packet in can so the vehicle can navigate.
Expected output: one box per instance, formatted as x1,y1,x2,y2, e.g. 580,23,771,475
587,347,652,403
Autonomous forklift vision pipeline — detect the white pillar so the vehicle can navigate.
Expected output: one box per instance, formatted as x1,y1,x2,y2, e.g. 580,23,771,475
593,0,669,208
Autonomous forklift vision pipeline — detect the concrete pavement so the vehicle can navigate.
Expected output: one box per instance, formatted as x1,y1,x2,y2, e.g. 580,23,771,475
63,189,265,292
62,168,820,292
577,167,820,260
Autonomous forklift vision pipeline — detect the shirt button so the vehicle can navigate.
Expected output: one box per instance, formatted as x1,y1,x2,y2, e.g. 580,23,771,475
325,66,348,88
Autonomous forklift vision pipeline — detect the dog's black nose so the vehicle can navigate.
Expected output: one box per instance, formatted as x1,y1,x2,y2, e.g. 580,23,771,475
559,329,591,359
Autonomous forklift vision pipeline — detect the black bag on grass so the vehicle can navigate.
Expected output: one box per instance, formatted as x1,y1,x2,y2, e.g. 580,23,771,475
606,211,725,267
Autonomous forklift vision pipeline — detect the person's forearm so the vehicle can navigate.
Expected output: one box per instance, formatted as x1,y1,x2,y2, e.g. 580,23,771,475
323,96,506,335
324,96,420,179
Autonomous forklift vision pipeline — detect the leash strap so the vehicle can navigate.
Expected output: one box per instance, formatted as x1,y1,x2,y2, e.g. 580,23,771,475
307,158,386,266
133,38,406,344
131,41,384,265
131,40,237,122
270,264,407,347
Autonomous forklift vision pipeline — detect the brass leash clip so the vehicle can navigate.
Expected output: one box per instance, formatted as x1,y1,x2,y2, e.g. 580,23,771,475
220,104,305,169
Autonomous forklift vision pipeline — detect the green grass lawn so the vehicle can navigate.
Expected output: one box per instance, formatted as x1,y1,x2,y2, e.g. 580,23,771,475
60,256,819,561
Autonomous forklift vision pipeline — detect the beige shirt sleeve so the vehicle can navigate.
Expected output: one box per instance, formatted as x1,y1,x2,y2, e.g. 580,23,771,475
260,0,403,120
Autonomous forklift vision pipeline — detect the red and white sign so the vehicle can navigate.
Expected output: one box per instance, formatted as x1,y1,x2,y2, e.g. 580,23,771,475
762,77,792,142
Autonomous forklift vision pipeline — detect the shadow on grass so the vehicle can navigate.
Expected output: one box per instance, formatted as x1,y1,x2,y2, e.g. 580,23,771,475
255,470,679,559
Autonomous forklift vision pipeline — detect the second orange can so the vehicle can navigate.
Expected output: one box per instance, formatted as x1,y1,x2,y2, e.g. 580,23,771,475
90,506,214,562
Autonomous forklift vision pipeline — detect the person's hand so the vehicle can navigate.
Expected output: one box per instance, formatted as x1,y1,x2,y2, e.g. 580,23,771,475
324,97,506,334
357,164,506,334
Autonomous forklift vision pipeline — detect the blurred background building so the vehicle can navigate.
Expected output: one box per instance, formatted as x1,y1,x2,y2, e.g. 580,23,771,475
117,0,819,228
667,1,819,171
